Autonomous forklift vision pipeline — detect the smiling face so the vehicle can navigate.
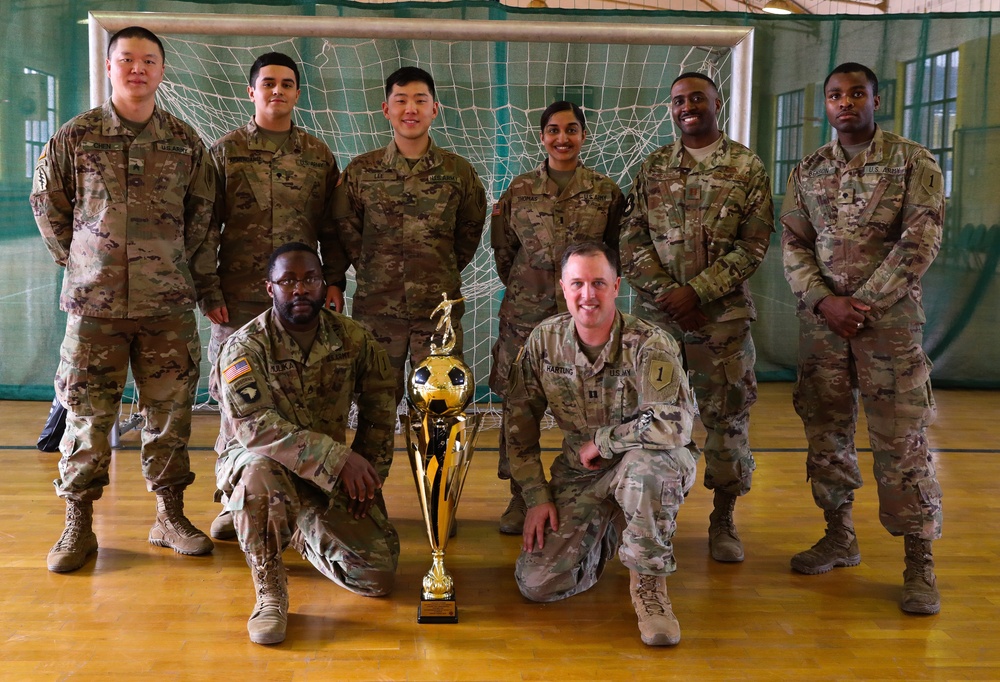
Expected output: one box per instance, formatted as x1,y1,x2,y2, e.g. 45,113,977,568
106,37,164,108
541,109,586,172
560,252,621,344
824,70,880,147
382,80,439,149
249,64,300,130
670,76,722,149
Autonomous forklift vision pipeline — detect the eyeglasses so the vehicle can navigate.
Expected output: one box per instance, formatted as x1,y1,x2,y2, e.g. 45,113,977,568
270,276,325,291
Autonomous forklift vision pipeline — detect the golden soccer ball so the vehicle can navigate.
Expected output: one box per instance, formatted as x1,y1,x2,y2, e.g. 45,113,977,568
408,354,475,418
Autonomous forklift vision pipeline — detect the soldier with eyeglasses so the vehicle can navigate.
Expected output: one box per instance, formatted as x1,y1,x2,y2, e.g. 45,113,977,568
214,242,398,645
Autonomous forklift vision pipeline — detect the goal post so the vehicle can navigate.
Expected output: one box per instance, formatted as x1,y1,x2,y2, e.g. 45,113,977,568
87,10,754,419
89,12,753,142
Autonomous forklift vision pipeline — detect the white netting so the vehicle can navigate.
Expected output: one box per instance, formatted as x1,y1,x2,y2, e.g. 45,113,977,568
116,23,736,429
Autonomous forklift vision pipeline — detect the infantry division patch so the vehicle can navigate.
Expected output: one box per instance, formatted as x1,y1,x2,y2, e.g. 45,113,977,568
648,359,673,391
237,382,261,404
222,357,252,383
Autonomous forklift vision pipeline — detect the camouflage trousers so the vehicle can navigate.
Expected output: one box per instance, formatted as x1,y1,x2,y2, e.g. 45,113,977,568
354,311,465,408
642,310,758,496
54,312,201,501
207,300,270,453
217,450,400,596
515,446,697,603
490,316,537,482
793,322,941,540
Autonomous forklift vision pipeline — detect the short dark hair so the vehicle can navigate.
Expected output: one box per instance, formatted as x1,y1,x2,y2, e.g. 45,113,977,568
385,66,436,100
267,242,321,280
561,241,621,277
671,72,719,95
108,26,165,64
249,52,301,89
540,101,586,131
824,62,879,97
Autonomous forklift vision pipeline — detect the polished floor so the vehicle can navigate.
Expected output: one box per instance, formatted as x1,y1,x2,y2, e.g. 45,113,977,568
1,384,998,680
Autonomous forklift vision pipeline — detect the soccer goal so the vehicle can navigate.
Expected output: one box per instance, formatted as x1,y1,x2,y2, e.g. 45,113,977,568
88,10,754,425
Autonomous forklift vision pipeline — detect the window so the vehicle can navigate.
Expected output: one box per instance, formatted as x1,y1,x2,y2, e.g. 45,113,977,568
903,50,958,197
774,89,804,194
23,68,57,180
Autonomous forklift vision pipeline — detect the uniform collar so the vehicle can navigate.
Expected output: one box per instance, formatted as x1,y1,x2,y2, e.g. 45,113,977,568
666,133,732,170
383,138,442,174
825,125,886,168
561,309,624,373
244,117,302,153
526,159,593,196
101,98,171,141
266,308,344,365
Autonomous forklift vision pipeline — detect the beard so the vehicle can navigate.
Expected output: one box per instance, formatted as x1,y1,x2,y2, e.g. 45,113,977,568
278,295,323,326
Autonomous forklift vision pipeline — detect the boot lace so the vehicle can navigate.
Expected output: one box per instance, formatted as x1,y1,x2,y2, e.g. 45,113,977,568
636,574,666,616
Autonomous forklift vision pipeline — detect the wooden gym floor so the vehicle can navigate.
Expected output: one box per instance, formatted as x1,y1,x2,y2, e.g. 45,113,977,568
1,383,998,681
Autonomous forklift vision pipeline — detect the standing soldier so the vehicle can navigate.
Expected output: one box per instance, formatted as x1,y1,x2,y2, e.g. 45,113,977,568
781,63,944,614
30,26,216,572
202,52,341,541
506,242,697,646
216,243,398,645
490,100,624,534
621,72,773,563
330,66,487,408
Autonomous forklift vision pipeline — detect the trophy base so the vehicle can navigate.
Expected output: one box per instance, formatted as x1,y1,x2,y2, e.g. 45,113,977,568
417,593,458,624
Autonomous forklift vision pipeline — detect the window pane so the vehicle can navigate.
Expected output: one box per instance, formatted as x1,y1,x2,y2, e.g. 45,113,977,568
947,51,959,99
905,62,916,105
932,53,946,101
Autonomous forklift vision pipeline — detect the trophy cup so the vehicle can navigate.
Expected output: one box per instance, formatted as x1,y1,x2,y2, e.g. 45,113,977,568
403,294,482,623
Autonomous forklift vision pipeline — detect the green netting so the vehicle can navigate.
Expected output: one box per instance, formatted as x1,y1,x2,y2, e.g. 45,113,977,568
2,1,998,406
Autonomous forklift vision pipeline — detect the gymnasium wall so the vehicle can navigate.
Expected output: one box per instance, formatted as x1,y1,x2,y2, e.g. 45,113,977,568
1,0,998,401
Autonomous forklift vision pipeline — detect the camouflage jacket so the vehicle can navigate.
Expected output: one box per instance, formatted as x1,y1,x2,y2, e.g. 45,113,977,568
621,135,774,322
216,307,396,490
505,310,695,507
29,99,216,318
330,139,487,319
204,119,341,311
491,160,624,328
780,127,944,327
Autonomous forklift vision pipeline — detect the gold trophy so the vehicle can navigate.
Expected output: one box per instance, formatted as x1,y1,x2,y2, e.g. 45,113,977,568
404,294,482,623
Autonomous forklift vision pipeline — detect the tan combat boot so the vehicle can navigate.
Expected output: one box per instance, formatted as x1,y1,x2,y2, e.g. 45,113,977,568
499,480,527,535
248,557,289,645
708,491,744,562
149,486,214,555
901,535,940,615
47,499,99,573
629,570,681,646
210,509,237,540
791,503,861,574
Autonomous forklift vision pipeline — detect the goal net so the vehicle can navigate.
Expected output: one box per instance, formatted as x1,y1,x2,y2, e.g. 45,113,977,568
89,10,753,428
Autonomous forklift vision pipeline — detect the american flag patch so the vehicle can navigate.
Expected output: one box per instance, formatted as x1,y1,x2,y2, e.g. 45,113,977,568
222,358,251,383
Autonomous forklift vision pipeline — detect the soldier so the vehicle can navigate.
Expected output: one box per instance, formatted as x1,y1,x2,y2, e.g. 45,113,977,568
490,100,624,535
506,242,698,646
216,242,398,645
203,52,341,541
781,63,944,614
30,26,216,573
620,72,773,563
330,66,487,407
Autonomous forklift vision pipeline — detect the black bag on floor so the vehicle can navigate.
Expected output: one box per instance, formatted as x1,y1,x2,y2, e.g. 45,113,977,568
37,397,67,452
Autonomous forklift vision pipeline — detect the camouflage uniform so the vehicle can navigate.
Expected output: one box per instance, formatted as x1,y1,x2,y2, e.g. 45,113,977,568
505,311,698,602
780,126,944,540
621,135,773,496
204,119,341,386
489,161,624,479
215,308,399,592
29,100,216,501
330,139,487,403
